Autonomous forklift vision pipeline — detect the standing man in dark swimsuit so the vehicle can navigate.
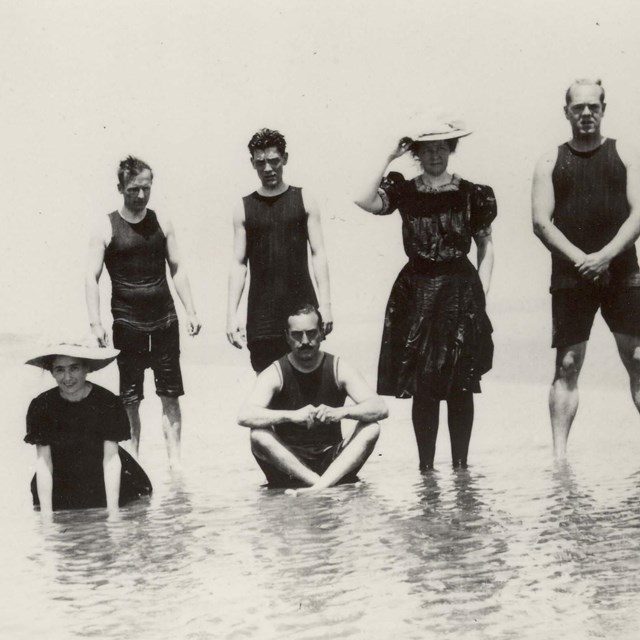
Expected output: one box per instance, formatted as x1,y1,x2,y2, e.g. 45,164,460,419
226,128,333,372
238,304,387,494
532,79,640,457
86,156,201,470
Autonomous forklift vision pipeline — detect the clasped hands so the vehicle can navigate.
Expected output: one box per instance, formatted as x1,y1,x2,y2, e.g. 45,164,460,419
292,404,344,428
575,250,611,283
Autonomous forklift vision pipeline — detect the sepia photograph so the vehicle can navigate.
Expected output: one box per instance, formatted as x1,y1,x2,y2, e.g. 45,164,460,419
2,1,640,638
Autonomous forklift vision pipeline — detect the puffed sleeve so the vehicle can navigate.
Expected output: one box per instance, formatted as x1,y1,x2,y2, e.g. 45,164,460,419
99,391,131,442
24,394,51,446
376,171,407,216
469,184,497,238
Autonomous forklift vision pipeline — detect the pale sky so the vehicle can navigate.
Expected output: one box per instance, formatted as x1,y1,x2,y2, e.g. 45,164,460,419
2,0,640,343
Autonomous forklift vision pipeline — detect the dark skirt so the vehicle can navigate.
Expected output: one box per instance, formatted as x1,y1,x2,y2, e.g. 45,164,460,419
31,447,153,511
377,258,493,400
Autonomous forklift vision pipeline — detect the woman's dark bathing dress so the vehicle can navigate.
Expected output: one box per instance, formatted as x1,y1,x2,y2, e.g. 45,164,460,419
375,172,496,400
25,384,152,511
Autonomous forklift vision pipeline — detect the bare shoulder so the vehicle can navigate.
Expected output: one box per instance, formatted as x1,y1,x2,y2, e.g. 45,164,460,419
256,361,284,394
534,147,560,177
615,139,640,168
334,356,362,386
300,188,320,216
232,200,246,225
154,209,174,236
89,212,113,246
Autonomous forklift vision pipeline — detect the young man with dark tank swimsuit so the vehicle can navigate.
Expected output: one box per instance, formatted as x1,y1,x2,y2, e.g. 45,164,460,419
238,304,387,495
226,128,334,373
532,79,640,457
86,156,201,470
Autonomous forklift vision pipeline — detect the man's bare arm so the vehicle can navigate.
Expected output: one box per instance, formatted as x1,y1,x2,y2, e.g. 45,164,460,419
162,215,201,336
304,191,333,334
314,358,388,424
226,202,248,348
237,364,316,428
85,216,110,346
532,148,586,266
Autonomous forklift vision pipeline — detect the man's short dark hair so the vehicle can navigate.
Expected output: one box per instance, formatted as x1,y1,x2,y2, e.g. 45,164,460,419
118,156,153,187
248,129,287,157
565,78,605,105
286,303,324,330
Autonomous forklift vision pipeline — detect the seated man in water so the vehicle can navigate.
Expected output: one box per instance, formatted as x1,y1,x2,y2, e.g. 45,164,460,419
238,303,387,494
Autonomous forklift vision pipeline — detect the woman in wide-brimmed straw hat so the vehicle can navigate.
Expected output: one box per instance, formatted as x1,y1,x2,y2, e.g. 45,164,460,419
24,342,152,514
355,118,496,470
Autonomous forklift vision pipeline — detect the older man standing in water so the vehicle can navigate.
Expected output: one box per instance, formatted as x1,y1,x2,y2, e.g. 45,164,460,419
532,78,640,457
238,304,387,494
86,156,201,470
226,128,333,373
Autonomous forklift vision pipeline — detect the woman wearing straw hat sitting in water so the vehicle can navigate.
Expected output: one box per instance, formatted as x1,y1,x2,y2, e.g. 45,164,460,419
24,343,152,514
355,118,496,470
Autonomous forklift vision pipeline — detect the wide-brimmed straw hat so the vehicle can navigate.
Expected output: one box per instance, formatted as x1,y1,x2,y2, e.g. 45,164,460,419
25,342,120,372
411,119,472,142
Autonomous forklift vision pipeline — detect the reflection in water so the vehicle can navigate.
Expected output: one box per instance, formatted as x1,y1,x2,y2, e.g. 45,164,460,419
396,470,511,639
7,439,640,639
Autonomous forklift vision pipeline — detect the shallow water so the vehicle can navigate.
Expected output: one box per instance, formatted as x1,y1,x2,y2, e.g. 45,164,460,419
3,343,640,640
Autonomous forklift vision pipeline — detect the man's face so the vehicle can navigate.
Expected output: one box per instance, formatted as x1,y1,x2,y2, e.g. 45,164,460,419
251,147,288,189
118,169,153,212
286,311,323,363
564,84,606,137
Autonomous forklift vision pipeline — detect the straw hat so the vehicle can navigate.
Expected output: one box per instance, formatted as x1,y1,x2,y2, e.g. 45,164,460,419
412,119,472,142
25,342,120,372
403,111,472,142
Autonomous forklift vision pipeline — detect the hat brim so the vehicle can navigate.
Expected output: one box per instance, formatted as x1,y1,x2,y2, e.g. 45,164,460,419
25,345,120,372
413,129,472,142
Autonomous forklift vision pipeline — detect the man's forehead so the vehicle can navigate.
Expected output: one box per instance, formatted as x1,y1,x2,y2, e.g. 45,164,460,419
253,147,283,160
124,169,153,187
567,84,603,105
287,312,319,330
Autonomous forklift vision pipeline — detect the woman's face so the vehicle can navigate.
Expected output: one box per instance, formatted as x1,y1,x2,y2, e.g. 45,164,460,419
415,141,452,177
51,356,89,398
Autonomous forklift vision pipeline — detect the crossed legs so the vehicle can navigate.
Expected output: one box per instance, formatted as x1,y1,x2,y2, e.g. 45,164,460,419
250,421,380,494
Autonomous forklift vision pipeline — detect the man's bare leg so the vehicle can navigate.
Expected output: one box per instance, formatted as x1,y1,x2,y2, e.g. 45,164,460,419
290,422,380,495
613,333,640,413
160,396,182,471
125,401,142,458
550,342,587,458
250,429,320,486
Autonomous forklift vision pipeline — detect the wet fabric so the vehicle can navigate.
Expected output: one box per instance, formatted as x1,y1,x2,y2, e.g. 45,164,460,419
269,353,346,456
112,321,184,403
376,172,495,400
25,385,152,510
105,209,177,331
551,139,640,291
376,172,496,262
244,187,318,342
552,283,640,348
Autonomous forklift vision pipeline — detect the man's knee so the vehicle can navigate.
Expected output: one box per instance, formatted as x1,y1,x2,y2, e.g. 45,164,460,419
620,342,640,377
355,421,381,446
124,401,141,416
554,348,584,383
250,428,275,455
